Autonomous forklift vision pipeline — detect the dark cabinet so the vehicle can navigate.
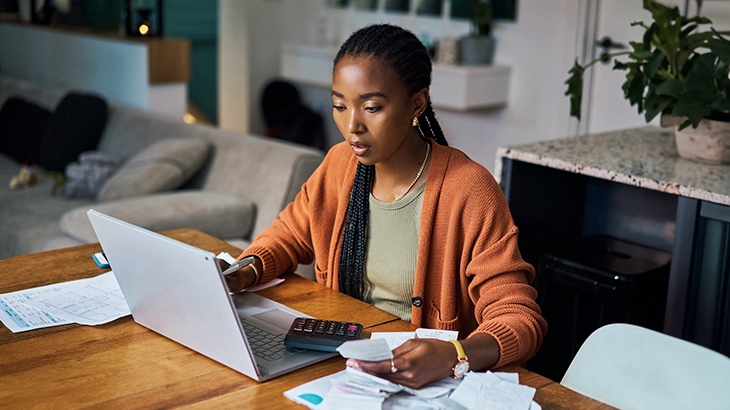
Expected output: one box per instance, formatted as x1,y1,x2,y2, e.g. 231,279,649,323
500,157,730,380
682,201,730,357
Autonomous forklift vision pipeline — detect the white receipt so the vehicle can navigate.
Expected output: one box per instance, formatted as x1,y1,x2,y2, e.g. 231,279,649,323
369,331,415,350
337,338,394,361
369,328,459,351
415,328,458,341
450,371,536,410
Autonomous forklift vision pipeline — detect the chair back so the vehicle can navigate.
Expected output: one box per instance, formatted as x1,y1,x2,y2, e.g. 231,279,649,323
561,323,730,410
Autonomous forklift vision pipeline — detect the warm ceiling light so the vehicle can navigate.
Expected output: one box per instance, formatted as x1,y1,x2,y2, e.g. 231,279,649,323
183,113,196,124
139,24,149,35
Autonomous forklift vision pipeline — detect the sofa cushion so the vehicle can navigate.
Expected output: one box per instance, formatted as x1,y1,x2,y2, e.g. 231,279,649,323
97,138,211,202
0,97,52,164
38,92,108,172
59,190,256,243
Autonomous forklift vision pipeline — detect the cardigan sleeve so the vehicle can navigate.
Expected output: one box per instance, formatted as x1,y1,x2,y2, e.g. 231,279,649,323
242,177,317,283
457,162,547,368
241,143,351,284
467,225,547,368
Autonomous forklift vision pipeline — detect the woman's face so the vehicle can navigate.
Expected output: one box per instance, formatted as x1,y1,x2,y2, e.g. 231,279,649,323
332,55,425,167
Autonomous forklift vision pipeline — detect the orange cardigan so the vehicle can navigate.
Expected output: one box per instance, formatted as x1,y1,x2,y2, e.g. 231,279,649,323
243,141,547,368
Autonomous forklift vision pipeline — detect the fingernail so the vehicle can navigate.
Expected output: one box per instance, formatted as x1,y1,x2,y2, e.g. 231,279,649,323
346,358,360,369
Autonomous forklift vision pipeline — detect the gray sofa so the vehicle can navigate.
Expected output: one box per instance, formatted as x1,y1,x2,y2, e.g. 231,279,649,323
0,76,325,269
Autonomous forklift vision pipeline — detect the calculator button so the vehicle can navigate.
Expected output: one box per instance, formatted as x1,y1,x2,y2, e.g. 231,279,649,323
315,321,326,333
292,318,306,332
304,319,317,332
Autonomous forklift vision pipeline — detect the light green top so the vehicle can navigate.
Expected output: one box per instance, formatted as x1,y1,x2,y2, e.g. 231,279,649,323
363,179,426,321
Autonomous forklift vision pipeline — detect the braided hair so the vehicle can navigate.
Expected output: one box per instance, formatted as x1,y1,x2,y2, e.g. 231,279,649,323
335,24,448,300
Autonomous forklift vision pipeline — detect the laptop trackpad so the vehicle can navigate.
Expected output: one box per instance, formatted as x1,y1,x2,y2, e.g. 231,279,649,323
252,308,298,331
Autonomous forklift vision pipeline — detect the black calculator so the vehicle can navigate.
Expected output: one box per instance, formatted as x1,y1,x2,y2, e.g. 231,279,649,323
283,317,363,352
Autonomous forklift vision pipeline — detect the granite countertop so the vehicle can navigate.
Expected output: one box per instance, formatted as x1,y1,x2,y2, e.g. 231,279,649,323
495,126,730,206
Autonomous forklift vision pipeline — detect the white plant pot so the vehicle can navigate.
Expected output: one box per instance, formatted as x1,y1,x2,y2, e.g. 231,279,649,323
674,118,730,164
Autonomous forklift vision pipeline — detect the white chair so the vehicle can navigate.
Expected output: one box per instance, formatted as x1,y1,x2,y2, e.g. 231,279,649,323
560,323,730,410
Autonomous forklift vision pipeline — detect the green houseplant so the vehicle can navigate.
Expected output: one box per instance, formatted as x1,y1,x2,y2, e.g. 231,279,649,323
460,0,495,65
565,0,730,163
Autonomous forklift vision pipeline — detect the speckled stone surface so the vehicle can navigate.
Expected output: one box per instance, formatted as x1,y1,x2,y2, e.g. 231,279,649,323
495,126,730,206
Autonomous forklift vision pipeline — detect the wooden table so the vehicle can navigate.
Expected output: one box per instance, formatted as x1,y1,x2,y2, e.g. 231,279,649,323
0,228,614,409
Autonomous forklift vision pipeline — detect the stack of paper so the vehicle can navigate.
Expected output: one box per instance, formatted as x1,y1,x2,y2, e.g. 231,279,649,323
285,368,539,410
285,336,540,410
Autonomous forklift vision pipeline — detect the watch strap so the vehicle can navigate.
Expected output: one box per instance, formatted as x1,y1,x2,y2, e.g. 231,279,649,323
448,339,470,379
448,339,468,360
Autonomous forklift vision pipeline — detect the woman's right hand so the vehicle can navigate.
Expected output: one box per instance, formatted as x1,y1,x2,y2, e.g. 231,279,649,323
220,258,259,293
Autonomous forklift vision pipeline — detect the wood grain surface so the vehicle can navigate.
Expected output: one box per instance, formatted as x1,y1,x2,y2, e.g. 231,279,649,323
0,229,614,409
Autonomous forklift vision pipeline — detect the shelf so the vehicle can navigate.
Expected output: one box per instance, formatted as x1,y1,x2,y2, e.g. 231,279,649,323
280,44,510,111
431,64,510,111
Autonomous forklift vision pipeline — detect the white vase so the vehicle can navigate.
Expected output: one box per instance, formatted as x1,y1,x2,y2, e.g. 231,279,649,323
674,118,730,164
436,38,460,65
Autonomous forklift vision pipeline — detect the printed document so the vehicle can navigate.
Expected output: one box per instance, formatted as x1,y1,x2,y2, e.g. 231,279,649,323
0,271,130,333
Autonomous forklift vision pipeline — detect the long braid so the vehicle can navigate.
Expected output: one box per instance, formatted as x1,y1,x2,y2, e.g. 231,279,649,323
417,99,448,146
335,24,448,299
338,162,372,299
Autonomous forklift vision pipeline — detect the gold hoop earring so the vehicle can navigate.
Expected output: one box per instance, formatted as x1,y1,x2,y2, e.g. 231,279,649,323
412,117,419,127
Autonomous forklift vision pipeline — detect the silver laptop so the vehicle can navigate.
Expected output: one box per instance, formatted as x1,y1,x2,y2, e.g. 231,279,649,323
87,209,336,382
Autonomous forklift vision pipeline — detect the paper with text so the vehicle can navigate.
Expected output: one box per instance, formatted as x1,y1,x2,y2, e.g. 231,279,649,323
337,338,394,361
284,367,538,409
369,328,459,351
450,372,536,410
369,331,415,350
414,328,458,341
24,271,130,325
0,281,72,333
0,271,131,333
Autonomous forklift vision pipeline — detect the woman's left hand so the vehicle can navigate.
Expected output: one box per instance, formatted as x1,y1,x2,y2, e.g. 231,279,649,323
345,333,500,389
346,338,458,389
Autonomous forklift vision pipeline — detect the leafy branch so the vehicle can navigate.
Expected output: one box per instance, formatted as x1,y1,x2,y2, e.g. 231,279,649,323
565,0,730,130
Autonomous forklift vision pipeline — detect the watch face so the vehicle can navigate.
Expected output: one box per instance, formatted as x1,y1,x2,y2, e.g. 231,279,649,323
454,361,470,378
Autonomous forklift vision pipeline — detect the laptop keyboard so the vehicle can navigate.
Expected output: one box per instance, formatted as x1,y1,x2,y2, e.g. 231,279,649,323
240,320,304,362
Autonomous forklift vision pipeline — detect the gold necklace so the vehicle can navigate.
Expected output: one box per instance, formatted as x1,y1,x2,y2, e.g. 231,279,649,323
392,142,430,202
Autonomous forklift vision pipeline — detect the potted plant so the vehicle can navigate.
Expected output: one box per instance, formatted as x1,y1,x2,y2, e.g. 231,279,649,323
565,0,730,164
460,0,495,65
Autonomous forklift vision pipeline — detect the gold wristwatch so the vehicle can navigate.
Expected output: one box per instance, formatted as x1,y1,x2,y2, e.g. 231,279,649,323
448,339,470,379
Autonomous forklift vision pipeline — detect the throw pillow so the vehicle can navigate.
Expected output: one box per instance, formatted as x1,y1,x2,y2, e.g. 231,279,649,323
0,97,52,164
97,138,211,202
57,151,124,199
38,92,108,172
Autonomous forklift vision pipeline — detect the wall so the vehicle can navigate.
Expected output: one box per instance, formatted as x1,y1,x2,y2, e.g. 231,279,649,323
0,22,189,118
219,0,583,173
0,22,149,108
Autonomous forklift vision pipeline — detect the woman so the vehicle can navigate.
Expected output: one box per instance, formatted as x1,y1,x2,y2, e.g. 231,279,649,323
225,23,546,388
